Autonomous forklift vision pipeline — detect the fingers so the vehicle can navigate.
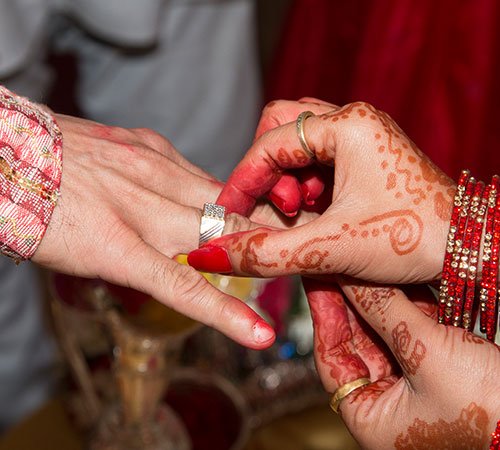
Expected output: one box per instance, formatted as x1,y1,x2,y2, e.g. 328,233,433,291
338,278,435,384
303,278,370,393
268,173,302,216
106,238,276,349
267,167,326,216
114,184,265,257
297,166,325,206
108,147,223,209
217,113,337,215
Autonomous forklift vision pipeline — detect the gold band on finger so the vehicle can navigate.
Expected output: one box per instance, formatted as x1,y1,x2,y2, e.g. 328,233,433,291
199,203,226,247
296,110,315,159
329,377,371,414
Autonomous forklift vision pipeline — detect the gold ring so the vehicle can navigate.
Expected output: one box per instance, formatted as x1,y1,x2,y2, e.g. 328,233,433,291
296,111,315,158
329,377,371,413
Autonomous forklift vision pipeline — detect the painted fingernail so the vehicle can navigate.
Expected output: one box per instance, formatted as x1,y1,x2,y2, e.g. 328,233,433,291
253,319,275,344
269,192,298,217
301,186,315,205
187,245,233,273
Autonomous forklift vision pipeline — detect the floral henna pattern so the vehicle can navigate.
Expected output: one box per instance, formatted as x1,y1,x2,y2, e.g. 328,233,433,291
394,403,489,449
392,321,426,375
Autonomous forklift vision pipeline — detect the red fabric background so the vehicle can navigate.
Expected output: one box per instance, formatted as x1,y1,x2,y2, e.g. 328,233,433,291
267,0,500,182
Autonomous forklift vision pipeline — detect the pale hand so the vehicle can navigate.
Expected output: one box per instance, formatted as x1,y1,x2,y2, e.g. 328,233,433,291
33,114,277,349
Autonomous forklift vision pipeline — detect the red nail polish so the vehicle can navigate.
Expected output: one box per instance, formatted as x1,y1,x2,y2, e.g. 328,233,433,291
187,245,233,273
301,186,315,206
269,192,298,217
253,319,275,344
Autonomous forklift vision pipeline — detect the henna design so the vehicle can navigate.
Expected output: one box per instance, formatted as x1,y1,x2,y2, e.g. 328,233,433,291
392,321,426,375
359,210,423,255
353,103,455,215
277,148,293,166
351,286,396,316
394,403,489,449
284,235,341,273
434,191,453,222
315,148,335,165
292,148,310,164
280,210,423,275
239,232,278,276
461,330,486,345
347,378,395,405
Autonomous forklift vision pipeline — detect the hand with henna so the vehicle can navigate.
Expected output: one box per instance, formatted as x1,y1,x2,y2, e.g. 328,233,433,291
31,114,293,349
187,99,455,285
306,279,499,449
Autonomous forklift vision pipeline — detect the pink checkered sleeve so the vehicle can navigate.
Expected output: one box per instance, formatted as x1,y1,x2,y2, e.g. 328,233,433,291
0,86,63,261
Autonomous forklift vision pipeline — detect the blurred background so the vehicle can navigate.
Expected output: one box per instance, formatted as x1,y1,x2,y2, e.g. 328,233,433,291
0,0,499,449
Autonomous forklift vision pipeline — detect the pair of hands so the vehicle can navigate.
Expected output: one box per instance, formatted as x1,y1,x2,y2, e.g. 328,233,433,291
31,102,498,447
186,99,499,448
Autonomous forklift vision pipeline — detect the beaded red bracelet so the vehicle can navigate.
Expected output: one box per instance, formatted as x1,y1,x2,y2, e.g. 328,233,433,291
440,171,499,342
453,181,484,327
463,182,488,330
486,184,500,341
444,176,475,326
480,176,499,335
490,420,500,450
439,170,470,324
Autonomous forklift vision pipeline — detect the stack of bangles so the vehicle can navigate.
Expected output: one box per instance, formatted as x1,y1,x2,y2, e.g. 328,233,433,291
438,169,500,341
436,170,500,450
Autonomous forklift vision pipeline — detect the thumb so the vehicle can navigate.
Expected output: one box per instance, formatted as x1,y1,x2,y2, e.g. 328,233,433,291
107,239,276,350
186,213,356,277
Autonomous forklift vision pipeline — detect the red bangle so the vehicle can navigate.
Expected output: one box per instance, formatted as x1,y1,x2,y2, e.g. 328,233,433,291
490,420,500,450
439,170,470,324
463,182,488,330
444,176,475,326
453,181,484,327
486,181,500,341
480,176,499,334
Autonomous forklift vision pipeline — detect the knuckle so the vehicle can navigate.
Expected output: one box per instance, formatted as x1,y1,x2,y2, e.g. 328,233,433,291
132,128,171,153
156,262,211,307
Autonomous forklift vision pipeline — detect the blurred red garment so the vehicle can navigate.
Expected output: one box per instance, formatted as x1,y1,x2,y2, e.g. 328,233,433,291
268,0,500,181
